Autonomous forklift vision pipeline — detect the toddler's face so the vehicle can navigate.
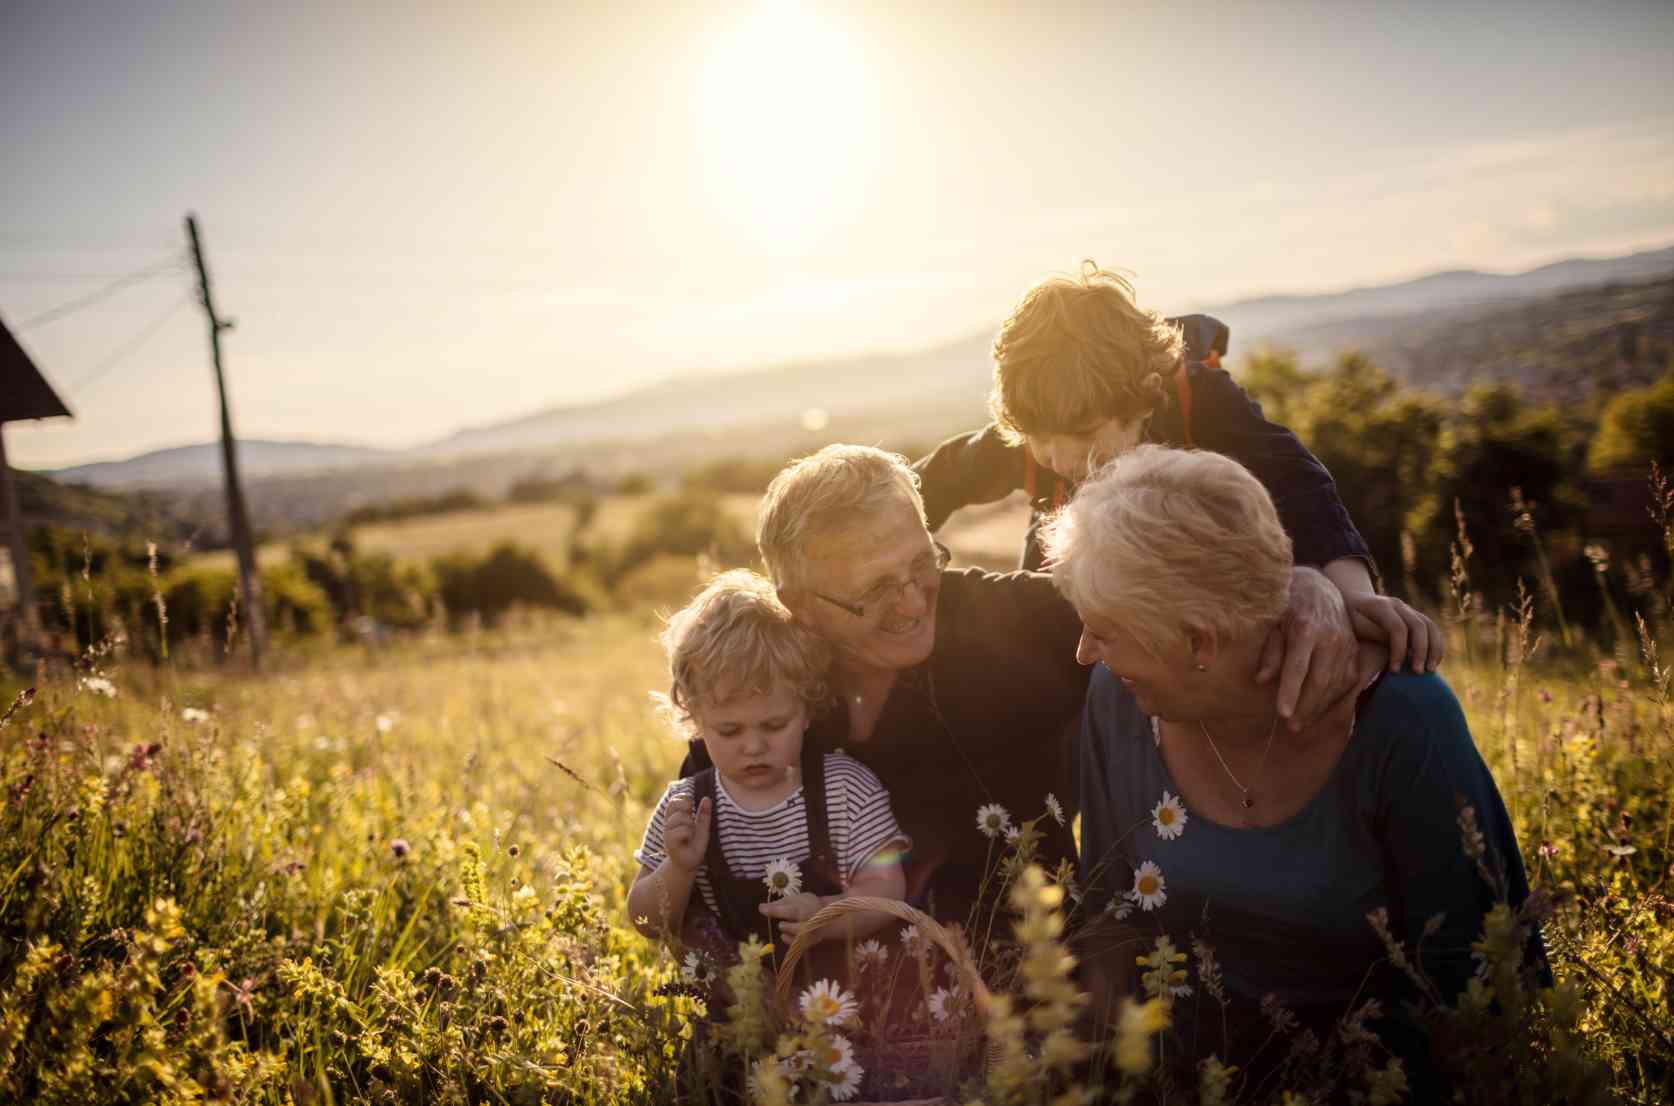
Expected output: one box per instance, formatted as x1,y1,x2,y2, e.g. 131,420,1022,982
696,680,809,798
1027,415,1149,484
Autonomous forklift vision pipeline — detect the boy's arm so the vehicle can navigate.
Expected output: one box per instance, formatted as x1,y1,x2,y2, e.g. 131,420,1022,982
913,425,1029,533
627,789,711,938
1167,363,1372,573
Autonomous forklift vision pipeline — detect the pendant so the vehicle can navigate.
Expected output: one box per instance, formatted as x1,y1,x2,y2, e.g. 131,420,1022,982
1241,796,1254,809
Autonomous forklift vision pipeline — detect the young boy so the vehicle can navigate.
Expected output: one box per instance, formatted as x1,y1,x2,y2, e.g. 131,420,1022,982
914,262,1441,671
629,569,909,957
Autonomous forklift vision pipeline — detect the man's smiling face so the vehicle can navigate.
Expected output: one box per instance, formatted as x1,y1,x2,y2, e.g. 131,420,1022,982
787,495,941,675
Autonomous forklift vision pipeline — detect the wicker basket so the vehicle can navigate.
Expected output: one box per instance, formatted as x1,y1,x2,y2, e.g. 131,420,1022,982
774,896,998,1105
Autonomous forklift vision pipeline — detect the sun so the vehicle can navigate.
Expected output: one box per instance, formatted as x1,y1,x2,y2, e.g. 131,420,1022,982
695,2,878,251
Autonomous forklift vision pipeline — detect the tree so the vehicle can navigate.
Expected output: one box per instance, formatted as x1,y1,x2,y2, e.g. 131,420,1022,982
1588,365,1674,474
1271,353,1446,602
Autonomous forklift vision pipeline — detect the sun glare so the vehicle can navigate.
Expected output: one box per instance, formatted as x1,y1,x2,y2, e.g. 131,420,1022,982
696,2,878,251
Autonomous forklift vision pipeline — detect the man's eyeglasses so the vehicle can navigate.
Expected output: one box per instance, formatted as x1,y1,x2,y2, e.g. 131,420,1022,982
811,543,952,619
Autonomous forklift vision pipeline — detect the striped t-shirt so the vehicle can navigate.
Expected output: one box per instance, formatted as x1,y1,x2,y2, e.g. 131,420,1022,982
635,752,909,917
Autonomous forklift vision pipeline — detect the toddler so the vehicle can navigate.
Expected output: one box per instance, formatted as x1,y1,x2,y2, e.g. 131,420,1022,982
629,569,909,958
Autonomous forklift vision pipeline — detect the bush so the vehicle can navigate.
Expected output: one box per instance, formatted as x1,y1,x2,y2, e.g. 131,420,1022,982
341,488,487,527
293,544,439,632
595,490,754,589
680,455,788,495
155,561,334,652
432,543,589,626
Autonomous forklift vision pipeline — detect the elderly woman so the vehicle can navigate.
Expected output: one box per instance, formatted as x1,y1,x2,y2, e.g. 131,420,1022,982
1042,445,1539,1081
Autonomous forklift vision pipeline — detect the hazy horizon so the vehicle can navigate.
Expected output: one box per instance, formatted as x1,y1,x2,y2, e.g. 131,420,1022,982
5,0,1673,469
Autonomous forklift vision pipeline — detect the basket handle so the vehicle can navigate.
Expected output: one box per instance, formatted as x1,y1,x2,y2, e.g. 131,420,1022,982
771,896,993,1013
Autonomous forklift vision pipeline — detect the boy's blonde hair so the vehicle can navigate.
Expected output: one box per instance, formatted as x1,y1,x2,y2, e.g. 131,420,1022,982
659,569,831,736
756,444,926,593
989,262,1184,445
1039,445,1293,659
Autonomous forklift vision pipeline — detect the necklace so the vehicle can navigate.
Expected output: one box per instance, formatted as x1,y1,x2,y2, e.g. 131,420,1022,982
1197,715,1278,810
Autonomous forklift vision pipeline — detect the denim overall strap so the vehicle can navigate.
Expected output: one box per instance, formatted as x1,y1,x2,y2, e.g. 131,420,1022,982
693,752,844,946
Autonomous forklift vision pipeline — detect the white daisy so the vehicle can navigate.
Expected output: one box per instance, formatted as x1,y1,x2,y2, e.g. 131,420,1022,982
853,938,888,971
1044,792,1066,825
976,803,1013,839
762,857,803,899
1105,897,1135,921
181,707,210,723
1004,826,1021,845
1151,791,1188,841
828,1062,863,1101
927,985,963,1023
1170,983,1194,998
80,676,117,698
810,1032,857,1074
799,979,860,1026
1131,861,1167,911
899,923,923,951
681,950,716,986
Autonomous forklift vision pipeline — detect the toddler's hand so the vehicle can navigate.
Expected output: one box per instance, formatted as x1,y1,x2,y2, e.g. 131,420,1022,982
760,891,827,941
664,795,712,873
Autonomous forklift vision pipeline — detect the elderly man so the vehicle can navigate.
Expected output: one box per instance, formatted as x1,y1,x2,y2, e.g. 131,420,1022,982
679,444,1421,927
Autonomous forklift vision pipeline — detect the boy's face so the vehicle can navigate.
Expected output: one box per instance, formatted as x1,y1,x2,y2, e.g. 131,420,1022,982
696,681,809,799
1027,415,1149,484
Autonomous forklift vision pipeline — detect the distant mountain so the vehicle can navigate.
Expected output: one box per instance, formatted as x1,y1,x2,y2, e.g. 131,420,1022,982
1207,244,1674,362
16,468,203,539
1281,272,1674,401
421,334,993,459
52,439,397,489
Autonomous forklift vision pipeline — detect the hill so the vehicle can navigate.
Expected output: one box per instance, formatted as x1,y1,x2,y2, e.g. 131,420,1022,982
1207,242,1674,345
1245,271,1674,401
53,439,396,490
15,469,202,540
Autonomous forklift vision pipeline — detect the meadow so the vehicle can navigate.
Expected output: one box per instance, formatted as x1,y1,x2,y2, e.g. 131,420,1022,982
1,493,1670,1105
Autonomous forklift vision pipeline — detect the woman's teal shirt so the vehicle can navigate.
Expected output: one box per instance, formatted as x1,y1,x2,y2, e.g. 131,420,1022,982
1078,669,1538,1011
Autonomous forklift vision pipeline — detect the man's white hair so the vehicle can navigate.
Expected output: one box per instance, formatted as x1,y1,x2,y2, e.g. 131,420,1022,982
757,444,927,592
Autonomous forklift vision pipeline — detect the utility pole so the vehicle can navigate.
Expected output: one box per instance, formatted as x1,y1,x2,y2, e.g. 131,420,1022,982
0,425,41,640
186,214,265,668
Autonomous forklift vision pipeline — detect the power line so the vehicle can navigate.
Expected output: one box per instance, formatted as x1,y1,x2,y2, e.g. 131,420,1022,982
0,271,182,282
65,295,194,397
13,255,188,331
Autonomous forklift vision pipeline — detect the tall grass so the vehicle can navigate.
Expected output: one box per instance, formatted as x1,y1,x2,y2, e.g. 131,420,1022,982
1,488,1671,1103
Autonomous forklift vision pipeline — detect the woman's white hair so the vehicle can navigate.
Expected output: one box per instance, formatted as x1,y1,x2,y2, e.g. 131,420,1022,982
1039,445,1293,658
757,444,927,592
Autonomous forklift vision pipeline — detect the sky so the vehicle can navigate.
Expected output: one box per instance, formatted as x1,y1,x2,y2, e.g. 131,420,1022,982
3,0,1673,469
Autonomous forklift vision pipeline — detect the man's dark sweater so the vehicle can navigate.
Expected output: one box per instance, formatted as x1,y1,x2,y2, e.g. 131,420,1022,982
680,567,1088,926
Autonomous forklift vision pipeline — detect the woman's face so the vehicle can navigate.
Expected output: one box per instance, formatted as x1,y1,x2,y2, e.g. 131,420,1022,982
1074,608,1184,719
1026,415,1149,484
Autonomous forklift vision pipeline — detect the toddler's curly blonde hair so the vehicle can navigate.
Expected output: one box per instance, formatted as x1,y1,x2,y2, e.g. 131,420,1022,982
657,569,831,738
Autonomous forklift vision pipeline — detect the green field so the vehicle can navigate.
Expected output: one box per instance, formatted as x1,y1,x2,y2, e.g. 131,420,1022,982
2,502,1671,1104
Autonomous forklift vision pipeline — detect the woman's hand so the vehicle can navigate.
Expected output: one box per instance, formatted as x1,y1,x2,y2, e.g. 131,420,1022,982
1257,566,1360,732
663,795,712,873
759,891,828,941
